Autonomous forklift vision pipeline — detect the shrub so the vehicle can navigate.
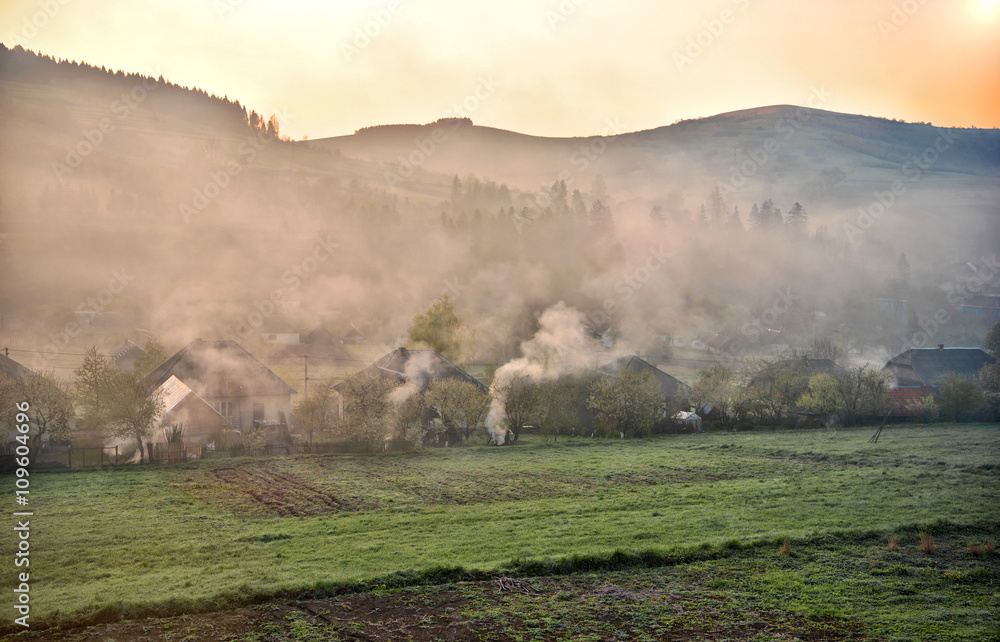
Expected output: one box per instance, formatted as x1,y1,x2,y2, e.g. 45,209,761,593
780,539,791,555
920,532,934,554
888,535,899,552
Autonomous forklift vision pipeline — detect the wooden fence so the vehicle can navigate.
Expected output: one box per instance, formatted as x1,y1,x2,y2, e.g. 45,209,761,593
0,444,123,472
149,442,203,465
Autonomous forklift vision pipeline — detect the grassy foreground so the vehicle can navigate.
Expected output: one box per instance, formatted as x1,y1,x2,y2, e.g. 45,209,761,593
2,424,998,639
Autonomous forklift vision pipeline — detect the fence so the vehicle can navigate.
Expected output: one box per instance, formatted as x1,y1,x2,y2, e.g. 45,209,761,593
149,442,203,465
1,437,430,472
202,439,413,459
0,444,123,472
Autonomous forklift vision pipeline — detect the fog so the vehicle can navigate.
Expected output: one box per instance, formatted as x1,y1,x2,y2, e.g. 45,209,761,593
2,45,999,381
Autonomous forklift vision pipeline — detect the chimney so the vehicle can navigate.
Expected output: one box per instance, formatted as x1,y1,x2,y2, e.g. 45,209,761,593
937,344,944,350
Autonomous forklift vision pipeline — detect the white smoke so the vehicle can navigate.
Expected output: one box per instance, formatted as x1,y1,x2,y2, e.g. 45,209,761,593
485,302,605,444
388,349,439,405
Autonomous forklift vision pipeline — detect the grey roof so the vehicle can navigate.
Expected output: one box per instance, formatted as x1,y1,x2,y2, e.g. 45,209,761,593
259,316,300,335
110,339,145,361
334,348,487,394
599,355,684,398
143,339,296,397
267,343,352,361
341,326,368,341
698,333,732,350
884,347,995,388
0,353,31,379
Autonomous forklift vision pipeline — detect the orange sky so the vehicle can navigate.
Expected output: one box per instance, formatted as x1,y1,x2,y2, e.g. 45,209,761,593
2,0,998,139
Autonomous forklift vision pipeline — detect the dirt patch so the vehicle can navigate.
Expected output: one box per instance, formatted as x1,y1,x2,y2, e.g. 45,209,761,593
208,463,369,517
6,578,872,642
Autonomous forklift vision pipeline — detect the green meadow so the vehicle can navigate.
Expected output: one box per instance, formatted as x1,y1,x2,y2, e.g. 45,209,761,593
3,424,998,640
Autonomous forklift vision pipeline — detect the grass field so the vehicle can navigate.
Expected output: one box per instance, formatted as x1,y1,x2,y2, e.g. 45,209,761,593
3,424,999,640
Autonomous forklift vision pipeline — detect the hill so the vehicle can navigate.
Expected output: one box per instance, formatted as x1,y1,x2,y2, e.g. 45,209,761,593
312,103,1000,202
1,44,998,369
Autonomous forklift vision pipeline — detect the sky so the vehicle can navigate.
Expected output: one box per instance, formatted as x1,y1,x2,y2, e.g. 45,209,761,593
2,0,998,140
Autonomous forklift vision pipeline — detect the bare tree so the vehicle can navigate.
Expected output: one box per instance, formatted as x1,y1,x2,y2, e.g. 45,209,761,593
425,378,490,442
809,338,846,364
835,366,892,426
0,370,75,462
104,370,164,463
293,378,337,446
936,374,983,423
339,370,398,452
394,390,429,449
73,347,114,432
588,370,664,438
133,335,168,376
491,373,547,444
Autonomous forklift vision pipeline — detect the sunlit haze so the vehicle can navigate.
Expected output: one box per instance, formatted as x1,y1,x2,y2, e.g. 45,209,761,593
2,0,998,139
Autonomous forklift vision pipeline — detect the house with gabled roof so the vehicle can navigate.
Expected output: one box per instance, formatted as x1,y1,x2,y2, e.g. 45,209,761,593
340,325,368,345
150,375,233,446
143,339,296,434
598,355,684,401
883,345,995,390
697,333,733,354
0,352,31,380
259,316,301,345
334,347,487,395
110,339,146,371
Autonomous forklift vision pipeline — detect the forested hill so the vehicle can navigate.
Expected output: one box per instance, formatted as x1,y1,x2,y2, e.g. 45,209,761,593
0,43,281,138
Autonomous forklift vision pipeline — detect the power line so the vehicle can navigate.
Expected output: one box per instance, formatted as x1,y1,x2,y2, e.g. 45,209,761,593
5,348,93,357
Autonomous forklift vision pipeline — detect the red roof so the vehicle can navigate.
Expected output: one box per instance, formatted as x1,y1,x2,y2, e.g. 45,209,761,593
888,387,933,417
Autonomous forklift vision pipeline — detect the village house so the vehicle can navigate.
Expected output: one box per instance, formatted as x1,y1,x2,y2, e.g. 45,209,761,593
599,355,689,432
334,347,487,420
259,316,301,345
697,333,734,354
340,325,368,345
883,345,995,390
335,347,488,397
599,355,684,402
143,339,296,441
0,353,33,443
110,339,146,371
0,351,30,380
149,375,234,448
